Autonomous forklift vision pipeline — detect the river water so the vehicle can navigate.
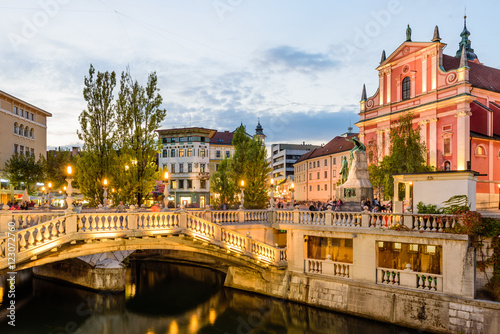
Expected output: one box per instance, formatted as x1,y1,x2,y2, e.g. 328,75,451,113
0,262,429,334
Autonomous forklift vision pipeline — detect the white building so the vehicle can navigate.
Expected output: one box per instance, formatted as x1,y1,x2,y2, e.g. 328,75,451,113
269,143,320,183
157,127,216,208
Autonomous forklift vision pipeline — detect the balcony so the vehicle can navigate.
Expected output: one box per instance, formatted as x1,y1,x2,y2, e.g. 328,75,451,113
198,172,210,179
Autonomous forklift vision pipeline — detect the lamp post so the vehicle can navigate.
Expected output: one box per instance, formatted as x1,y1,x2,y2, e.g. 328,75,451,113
172,180,177,209
47,182,52,207
290,182,295,208
103,178,108,208
66,166,74,211
163,171,170,211
239,180,245,209
41,186,46,207
269,178,275,209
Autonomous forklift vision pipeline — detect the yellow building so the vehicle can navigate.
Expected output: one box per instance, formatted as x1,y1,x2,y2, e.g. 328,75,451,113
0,89,51,203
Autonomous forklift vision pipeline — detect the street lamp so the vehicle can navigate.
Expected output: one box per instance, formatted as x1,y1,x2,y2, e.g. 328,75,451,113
239,180,245,209
66,166,74,211
103,178,108,208
163,171,170,211
290,182,295,208
47,182,52,207
269,178,275,209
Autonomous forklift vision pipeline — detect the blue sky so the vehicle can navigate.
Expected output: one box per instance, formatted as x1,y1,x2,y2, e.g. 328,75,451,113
1,0,499,149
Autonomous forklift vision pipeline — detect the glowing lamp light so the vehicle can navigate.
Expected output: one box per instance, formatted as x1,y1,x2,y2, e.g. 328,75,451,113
103,178,108,186
63,186,67,191
67,166,72,175
42,186,45,191
291,182,294,189
48,182,52,189
240,180,244,187
125,165,129,171
164,171,169,180
270,178,274,185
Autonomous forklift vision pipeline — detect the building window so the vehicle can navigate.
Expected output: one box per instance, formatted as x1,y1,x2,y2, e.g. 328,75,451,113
30,128,34,138
324,159,327,166
179,164,184,173
443,137,451,155
444,161,451,171
14,107,18,114
325,184,327,191
14,122,18,134
377,241,441,274
24,127,29,136
20,146,24,155
333,170,336,177
317,172,320,179
226,151,230,158
187,180,192,188
170,149,176,157
324,171,327,178
20,109,23,117
216,164,219,171
188,163,192,172
200,148,206,157
162,150,168,158
216,150,221,158
171,138,176,143
187,136,193,142
171,164,175,173
201,137,206,142
309,173,312,180
306,237,353,263
25,111,29,119
187,148,193,157
178,180,184,189
179,149,185,157
31,148,34,155
217,138,223,143
19,125,24,136
317,185,320,191
162,137,168,144
200,163,206,172
309,162,312,168
200,180,206,189
402,76,411,100
313,161,316,168
309,185,312,191
498,150,500,158
30,113,34,121
333,157,336,165
475,145,486,156
179,137,185,142
14,144,18,154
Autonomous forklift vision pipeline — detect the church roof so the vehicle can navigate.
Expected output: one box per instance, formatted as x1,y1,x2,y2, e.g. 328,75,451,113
442,55,500,93
294,134,357,164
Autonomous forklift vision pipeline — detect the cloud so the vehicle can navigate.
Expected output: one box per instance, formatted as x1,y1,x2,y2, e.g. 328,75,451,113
263,46,337,72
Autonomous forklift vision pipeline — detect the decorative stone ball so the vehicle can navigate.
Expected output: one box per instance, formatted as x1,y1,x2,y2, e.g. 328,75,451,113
129,205,135,210
2,204,9,210
363,206,369,211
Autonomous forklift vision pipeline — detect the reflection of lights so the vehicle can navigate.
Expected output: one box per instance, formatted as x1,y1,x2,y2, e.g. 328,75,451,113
189,314,199,333
169,321,179,334
146,330,155,334
209,308,217,325
125,283,136,299
0,286,3,304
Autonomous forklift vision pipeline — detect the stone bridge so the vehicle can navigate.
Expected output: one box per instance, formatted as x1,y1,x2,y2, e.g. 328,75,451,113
0,210,287,275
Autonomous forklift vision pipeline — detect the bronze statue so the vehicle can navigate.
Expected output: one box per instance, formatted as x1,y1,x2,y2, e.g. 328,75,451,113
345,136,366,161
406,24,412,42
339,156,349,184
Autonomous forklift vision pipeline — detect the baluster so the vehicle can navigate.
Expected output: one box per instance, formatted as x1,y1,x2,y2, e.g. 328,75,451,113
421,275,426,289
431,216,437,231
43,225,50,240
35,228,43,244
51,222,58,239
58,220,65,234
433,277,438,291
346,265,350,278
427,276,433,290
91,217,97,230
19,233,27,251
28,231,35,247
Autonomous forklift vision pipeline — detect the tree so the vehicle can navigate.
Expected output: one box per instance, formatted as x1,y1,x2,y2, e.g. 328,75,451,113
230,125,271,209
369,112,433,199
3,153,44,193
76,64,118,207
40,148,75,190
115,70,167,206
209,158,237,208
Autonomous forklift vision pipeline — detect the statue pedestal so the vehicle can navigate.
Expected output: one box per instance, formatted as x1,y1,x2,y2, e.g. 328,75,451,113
337,151,373,210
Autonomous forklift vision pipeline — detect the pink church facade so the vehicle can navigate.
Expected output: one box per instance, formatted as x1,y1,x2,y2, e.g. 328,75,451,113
356,22,500,208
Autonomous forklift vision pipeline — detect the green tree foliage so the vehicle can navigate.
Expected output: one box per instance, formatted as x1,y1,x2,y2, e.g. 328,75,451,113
209,158,237,208
115,70,167,206
76,64,118,207
40,148,75,190
3,153,44,193
369,112,432,199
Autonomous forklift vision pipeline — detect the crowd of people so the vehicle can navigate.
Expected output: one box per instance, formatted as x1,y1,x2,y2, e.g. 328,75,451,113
361,197,393,213
0,201,35,210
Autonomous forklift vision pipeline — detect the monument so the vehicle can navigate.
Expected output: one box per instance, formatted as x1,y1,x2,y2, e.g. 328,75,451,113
337,137,373,211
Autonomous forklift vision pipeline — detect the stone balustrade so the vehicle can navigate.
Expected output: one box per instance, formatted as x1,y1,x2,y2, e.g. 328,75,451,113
305,258,352,278
377,267,443,292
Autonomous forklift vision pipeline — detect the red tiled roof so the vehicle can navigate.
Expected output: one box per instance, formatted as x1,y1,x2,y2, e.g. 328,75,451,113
442,55,500,93
295,134,357,163
210,131,234,145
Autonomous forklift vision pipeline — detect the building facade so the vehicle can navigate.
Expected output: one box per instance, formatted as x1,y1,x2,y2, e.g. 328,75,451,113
269,143,320,183
294,135,356,202
356,22,500,208
0,89,51,203
209,131,235,175
157,127,216,208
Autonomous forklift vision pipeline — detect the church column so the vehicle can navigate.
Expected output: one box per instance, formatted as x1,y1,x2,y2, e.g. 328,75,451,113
379,72,384,106
422,54,428,93
456,108,471,171
384,129,391,157
431,51,437,90
376,130,383,162
410,72,416,98
386,69,392,104
429,118,438,168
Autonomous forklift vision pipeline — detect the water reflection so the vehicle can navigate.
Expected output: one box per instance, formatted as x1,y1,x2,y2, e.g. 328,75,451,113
0,262,429,334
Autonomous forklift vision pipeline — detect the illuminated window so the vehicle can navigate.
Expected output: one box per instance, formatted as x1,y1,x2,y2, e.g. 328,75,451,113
179,149,185,157
306,236,353,263
475,145,486,156
200,149,205,157
402,76,411,100
377,241,441,274
187,148,193,157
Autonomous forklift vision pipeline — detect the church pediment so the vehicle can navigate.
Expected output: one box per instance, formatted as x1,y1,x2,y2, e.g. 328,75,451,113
378,42,441,69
